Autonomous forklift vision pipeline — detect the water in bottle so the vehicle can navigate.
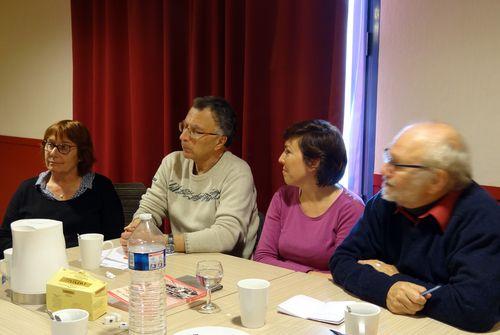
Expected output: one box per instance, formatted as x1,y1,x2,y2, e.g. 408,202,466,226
128,213,166,335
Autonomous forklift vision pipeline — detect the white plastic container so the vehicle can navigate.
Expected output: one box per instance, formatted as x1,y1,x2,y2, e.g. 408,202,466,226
10,219,68,304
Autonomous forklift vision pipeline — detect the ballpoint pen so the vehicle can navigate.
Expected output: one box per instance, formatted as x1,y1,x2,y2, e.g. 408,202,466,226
421,285,442,296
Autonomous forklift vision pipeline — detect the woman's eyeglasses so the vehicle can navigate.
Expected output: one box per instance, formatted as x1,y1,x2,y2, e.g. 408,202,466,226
42,140,77,155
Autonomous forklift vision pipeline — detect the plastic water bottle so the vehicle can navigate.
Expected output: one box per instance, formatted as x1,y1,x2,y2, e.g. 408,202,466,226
128,213,166,335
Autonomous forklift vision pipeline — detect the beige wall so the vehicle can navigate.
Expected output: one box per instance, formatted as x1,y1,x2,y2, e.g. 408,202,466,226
376,0,500,186
0,0,72,139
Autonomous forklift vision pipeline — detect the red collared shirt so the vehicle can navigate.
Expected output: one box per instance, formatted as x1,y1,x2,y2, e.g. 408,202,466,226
397,191,462,231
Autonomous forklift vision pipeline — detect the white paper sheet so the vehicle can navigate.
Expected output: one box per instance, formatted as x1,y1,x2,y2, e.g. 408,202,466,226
101,247,128,270
100,246,176,270
277,294,355,324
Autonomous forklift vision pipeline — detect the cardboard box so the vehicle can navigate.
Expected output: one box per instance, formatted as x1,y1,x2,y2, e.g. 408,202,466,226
46,268,107,320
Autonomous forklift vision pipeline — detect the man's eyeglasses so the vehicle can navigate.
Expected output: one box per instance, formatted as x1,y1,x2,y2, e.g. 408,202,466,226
383,148,428,169
42,140,77,155
178,122,221,140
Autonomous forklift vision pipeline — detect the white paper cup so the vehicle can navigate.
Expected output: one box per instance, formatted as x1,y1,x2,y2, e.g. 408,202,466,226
78,233,113,270
237,278,270,328
345,302,381,335
51,308,89,335
0,248,13,286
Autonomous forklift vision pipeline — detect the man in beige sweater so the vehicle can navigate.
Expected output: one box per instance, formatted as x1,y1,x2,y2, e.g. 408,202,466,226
120,96,259,259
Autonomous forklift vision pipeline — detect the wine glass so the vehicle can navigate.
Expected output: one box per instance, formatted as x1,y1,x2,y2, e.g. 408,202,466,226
195,260,223,313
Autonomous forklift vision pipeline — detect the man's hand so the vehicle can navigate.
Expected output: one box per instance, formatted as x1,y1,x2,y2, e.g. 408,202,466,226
120,218,141,253
358,259,399,276
386,281,428,315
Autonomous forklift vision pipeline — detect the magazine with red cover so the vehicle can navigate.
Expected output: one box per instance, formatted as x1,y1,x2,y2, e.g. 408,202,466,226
108,274,207,311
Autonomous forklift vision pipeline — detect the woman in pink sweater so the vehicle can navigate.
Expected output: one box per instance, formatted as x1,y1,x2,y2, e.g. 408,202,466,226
254,120,364,274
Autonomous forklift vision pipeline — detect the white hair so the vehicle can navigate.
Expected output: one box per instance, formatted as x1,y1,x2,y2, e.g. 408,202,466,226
421,136,472,190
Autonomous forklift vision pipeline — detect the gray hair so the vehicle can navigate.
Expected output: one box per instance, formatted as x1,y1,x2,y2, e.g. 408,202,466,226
421,137,472,190
192,96,236,147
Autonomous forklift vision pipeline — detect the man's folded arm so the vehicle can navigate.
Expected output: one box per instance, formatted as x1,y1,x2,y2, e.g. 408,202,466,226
353,206,500,333
400,218,500,332
330,197,399,307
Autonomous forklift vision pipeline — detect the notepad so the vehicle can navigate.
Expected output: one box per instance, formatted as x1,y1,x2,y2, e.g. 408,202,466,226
277,295,355,324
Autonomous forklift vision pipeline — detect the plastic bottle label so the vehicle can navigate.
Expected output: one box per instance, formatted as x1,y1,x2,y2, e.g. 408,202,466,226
128,250,166,271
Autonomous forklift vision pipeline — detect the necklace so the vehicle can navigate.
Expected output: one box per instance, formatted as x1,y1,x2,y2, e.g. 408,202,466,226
47,175,82,200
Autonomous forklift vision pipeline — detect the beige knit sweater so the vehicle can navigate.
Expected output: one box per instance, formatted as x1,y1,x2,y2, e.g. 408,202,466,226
134,151,259,259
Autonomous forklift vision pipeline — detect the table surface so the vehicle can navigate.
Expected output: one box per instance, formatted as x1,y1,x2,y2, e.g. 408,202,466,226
1,240,499,335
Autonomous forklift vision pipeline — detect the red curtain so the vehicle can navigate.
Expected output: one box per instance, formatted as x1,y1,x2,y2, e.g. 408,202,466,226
71,0,347,211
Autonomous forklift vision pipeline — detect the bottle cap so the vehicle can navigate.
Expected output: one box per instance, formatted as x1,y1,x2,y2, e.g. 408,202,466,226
139,213,152,221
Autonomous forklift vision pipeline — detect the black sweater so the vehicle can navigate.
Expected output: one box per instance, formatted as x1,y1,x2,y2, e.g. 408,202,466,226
0,173,124,256
330,182,500,332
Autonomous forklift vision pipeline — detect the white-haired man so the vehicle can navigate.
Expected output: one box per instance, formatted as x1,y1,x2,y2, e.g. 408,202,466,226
330,123,500,332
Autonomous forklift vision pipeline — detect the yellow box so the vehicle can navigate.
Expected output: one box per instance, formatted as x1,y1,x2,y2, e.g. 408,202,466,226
46,268,107,320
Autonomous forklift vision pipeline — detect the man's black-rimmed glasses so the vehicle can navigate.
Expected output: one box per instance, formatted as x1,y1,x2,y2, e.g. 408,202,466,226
383,148,429,169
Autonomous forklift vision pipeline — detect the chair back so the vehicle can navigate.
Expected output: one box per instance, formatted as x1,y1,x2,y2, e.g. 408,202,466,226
252,211,266,256
113,183,147,225
256,211,265,244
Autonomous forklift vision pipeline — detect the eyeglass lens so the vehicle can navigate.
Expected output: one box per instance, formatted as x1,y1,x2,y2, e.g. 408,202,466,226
43,141,72,154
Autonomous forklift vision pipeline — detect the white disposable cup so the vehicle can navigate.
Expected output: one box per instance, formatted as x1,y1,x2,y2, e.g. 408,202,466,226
78,233,113,270
0,248,13,286
237,278,270,328
51,308,89,335
345,302,381,335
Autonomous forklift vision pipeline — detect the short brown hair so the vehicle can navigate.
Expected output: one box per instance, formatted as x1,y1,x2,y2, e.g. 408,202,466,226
284,119,347,187
43,120,96,176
